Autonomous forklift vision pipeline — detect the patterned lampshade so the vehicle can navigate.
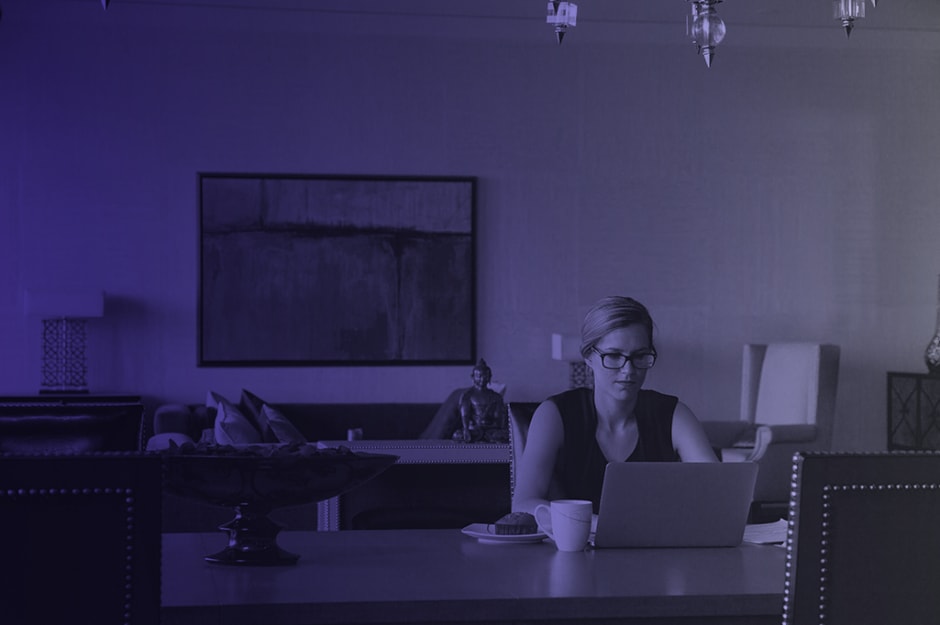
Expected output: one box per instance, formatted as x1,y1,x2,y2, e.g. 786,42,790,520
24,290,105,393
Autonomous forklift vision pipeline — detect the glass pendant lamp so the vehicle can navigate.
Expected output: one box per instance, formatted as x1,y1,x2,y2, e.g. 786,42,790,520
689,0,726,68
833,0,866,37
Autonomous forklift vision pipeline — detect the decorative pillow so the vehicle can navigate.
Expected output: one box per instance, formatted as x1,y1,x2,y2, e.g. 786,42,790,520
197,428,216,446
419,387,466,439
260,404,307,444
730,425,758,448
206,390,227,412
152,403,195,436
203,391,223,425
754,344,819,426
213,394,263,445
239,389,268,434
145,432,195,451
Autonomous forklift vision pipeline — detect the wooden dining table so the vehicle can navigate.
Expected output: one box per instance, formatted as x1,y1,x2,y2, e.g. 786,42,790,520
162,528,787,625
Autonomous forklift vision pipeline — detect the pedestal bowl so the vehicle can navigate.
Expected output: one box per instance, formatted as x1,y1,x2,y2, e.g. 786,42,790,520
162,443,397,565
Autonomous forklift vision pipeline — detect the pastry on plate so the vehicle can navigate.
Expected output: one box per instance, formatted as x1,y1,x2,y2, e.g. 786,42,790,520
493,511,538,535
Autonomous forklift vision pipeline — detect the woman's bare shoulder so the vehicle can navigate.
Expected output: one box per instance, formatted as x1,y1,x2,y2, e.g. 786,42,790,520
528,398,565,440
672,399,718,462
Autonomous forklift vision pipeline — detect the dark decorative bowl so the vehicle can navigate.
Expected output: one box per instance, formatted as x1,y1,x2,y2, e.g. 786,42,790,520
162,443,397,565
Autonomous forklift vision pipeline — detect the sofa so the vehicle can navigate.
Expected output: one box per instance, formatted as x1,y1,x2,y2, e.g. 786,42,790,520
143,386,495,449
146,388,511,532
145,398,446,448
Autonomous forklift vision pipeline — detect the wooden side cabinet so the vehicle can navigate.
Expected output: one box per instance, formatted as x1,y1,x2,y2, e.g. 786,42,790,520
887,372,940,450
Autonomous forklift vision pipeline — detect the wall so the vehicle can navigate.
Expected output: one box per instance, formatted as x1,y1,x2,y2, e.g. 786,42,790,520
0,1,938,451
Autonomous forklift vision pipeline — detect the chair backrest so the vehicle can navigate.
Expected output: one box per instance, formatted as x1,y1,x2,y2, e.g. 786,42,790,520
742,343,840,442
507,402,539,497
0,453,162,625
784,451,940,624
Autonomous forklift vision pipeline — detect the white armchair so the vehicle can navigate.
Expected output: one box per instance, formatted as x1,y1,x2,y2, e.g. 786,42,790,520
704,343,841,508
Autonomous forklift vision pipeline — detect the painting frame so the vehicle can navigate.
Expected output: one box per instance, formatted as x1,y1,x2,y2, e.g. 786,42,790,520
197,173,477,366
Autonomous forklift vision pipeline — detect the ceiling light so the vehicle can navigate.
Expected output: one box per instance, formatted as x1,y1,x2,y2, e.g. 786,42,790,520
546,1,577,45
833,0,866,37
688,0,726,68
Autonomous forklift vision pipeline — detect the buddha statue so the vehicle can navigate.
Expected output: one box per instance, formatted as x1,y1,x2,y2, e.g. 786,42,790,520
453,359,508,443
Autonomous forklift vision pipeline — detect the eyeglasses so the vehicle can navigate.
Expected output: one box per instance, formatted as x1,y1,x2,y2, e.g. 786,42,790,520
591,348,657,370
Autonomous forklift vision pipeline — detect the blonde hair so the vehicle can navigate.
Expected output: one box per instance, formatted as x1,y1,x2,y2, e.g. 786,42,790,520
579,296,655,358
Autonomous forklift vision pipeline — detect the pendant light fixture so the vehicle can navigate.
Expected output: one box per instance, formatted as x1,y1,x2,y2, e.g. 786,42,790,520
833,0,866,37
539,0,884,60
546,1,578,44
688,0,727,68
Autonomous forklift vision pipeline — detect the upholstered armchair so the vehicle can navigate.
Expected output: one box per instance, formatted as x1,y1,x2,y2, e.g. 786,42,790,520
703,343,841,507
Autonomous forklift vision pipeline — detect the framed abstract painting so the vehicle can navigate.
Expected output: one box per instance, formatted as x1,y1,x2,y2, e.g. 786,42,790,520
198,173,476,366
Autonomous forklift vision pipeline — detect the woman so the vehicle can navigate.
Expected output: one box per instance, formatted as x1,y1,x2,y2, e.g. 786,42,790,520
513,296,717,515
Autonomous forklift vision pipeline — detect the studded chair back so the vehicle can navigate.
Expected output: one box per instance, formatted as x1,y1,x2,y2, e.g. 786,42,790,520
507,402,539,497
785,451,940,624
0,453,162,625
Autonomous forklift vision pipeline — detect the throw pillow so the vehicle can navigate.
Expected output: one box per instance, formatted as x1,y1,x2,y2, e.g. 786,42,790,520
152,403,195,436
260,404,307,444
730,425,758,448
145,432,195,451
204,390,223,424
213,395,263,445
206,390,227,413
198,428,216,445
239,388,268,434
419,387,467,439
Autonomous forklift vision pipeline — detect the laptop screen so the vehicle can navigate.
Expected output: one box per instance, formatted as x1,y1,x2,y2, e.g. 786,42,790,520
593,462,757,548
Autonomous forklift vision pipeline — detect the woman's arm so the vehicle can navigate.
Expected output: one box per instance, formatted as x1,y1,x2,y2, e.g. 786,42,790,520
511,400,565,514
672,400,719,462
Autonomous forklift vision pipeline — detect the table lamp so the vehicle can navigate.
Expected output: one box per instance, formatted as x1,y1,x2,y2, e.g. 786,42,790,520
25,289,105,394
551,332,593,389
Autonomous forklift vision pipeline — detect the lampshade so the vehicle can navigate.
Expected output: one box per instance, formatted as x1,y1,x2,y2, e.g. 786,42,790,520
25,290,105,319
551,333,582,361
25,290,105,393
552,332,593,389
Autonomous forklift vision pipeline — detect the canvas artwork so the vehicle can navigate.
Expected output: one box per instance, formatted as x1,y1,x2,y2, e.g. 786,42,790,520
198,174,476,365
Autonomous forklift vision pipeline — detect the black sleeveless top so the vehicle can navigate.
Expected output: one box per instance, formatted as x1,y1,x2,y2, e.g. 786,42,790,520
548,387,679,512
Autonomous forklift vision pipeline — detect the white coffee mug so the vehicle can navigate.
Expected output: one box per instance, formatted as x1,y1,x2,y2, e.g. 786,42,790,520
534,499,593,552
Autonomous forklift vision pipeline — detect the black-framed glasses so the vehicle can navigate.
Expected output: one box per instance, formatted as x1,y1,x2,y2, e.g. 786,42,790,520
591,348,657,370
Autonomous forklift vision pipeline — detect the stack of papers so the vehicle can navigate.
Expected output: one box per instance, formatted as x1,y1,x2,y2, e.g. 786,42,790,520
743,518,788,544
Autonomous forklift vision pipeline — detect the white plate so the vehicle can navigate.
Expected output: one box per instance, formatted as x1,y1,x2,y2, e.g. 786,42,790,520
461,523,547,544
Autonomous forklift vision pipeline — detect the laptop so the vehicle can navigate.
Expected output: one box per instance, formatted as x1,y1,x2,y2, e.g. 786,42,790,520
592,462,758,548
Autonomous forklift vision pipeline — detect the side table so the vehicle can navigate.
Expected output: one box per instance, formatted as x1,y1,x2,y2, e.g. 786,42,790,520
0,394,144,452
887,372,940,450
315,439,511,531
